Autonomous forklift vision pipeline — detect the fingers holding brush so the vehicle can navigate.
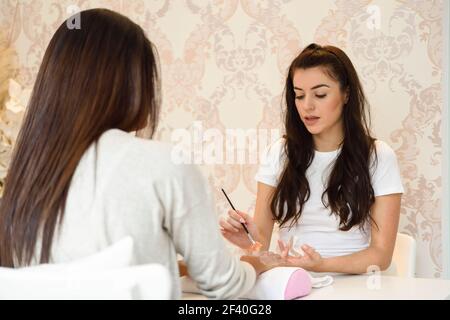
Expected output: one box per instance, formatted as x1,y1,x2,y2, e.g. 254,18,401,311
226,210,246,230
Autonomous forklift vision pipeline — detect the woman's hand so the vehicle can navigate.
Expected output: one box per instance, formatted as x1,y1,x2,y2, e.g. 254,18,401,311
240,255,274,276
258,240,324,272
219,210,261,249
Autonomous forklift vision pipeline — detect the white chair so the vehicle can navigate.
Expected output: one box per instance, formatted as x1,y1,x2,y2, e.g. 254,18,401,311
0,237,172,299
383,232,417,277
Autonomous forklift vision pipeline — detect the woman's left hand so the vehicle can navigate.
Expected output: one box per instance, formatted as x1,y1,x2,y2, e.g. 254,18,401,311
259,240,323,272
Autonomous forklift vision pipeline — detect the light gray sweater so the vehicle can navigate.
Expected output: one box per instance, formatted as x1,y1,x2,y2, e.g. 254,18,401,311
38,129,256,299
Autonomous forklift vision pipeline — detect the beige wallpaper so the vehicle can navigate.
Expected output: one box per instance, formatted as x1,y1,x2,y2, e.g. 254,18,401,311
0,0,445,278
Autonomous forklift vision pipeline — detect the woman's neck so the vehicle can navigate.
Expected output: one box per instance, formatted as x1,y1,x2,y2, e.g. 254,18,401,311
313,130,344,152
312,116,345,152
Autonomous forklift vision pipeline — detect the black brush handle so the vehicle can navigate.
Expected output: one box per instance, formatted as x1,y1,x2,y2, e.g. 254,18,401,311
221,188,250,234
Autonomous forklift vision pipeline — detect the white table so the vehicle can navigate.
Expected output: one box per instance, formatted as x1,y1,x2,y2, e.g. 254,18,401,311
182,274,450,300
300,274,450,300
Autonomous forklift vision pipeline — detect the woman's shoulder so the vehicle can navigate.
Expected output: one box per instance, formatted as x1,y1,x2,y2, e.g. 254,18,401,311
100,129,173,156
370,139,401,172
271,136,286,150
370,140,404,195
255,137,286,186
97,129,196,178
373,139,398,159
94,130,210,218
263,136,286,159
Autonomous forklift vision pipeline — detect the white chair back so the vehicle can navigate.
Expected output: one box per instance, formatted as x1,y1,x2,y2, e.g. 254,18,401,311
383,232,417,277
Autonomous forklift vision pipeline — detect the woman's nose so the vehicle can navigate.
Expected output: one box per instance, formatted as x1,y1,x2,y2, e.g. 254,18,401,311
303,96,315,111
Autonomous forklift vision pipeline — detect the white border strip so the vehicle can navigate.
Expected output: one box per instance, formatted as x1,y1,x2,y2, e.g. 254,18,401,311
442,0,450,280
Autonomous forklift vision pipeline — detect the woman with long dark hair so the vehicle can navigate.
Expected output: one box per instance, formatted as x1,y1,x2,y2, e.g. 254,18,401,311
0,8,268,299
221,43,404,274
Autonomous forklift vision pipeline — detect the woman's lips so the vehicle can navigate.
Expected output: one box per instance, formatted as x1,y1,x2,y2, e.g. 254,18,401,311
304,116,320,126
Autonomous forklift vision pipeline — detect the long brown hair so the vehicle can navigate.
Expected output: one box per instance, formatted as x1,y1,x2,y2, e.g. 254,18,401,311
0,9,160,267
271,43,377,231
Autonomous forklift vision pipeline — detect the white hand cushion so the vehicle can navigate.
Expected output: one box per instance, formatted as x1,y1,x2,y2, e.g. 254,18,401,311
182,267,318,300
0,237,172,299
241,267,312,300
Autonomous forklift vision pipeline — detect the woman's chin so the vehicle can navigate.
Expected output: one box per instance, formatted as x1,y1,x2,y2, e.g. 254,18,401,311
305,127,322,135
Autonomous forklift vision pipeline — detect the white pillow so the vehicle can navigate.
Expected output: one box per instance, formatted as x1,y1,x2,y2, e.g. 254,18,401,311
0,237,173,299
28,236,134,273
0,264,171,299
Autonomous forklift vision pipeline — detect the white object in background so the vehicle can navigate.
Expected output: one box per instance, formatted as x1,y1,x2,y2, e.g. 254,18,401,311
5,79,31,113
0,237,172,299
383,233,417,278
310,274,334,288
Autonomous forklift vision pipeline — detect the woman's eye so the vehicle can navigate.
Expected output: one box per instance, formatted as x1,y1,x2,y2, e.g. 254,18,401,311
316,94,327,98
295,96,304,100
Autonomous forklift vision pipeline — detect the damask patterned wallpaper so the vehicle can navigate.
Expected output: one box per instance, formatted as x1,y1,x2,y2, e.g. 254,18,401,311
0,0,445,278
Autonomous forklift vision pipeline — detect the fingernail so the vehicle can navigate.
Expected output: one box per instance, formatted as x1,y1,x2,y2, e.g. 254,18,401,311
239,218,245,223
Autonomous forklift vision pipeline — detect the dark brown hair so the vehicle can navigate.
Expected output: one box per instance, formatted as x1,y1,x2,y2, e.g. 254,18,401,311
271,43,377,231
0,8,160,267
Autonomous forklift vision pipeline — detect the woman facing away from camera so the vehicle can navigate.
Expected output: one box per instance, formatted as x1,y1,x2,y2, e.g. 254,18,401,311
221,43,404,274
0,9,269,299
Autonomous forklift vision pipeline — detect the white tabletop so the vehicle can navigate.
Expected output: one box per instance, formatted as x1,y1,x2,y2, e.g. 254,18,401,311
300,274,450,300
182,274,450,300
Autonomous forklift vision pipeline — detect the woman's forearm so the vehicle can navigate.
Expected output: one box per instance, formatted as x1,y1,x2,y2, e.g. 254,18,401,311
315,246,391,274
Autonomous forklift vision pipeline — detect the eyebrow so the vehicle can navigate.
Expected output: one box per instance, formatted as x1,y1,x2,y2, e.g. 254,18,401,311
293,84,330,91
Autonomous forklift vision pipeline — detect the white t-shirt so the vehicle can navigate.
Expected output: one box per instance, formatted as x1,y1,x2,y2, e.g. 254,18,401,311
255,138,404,258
